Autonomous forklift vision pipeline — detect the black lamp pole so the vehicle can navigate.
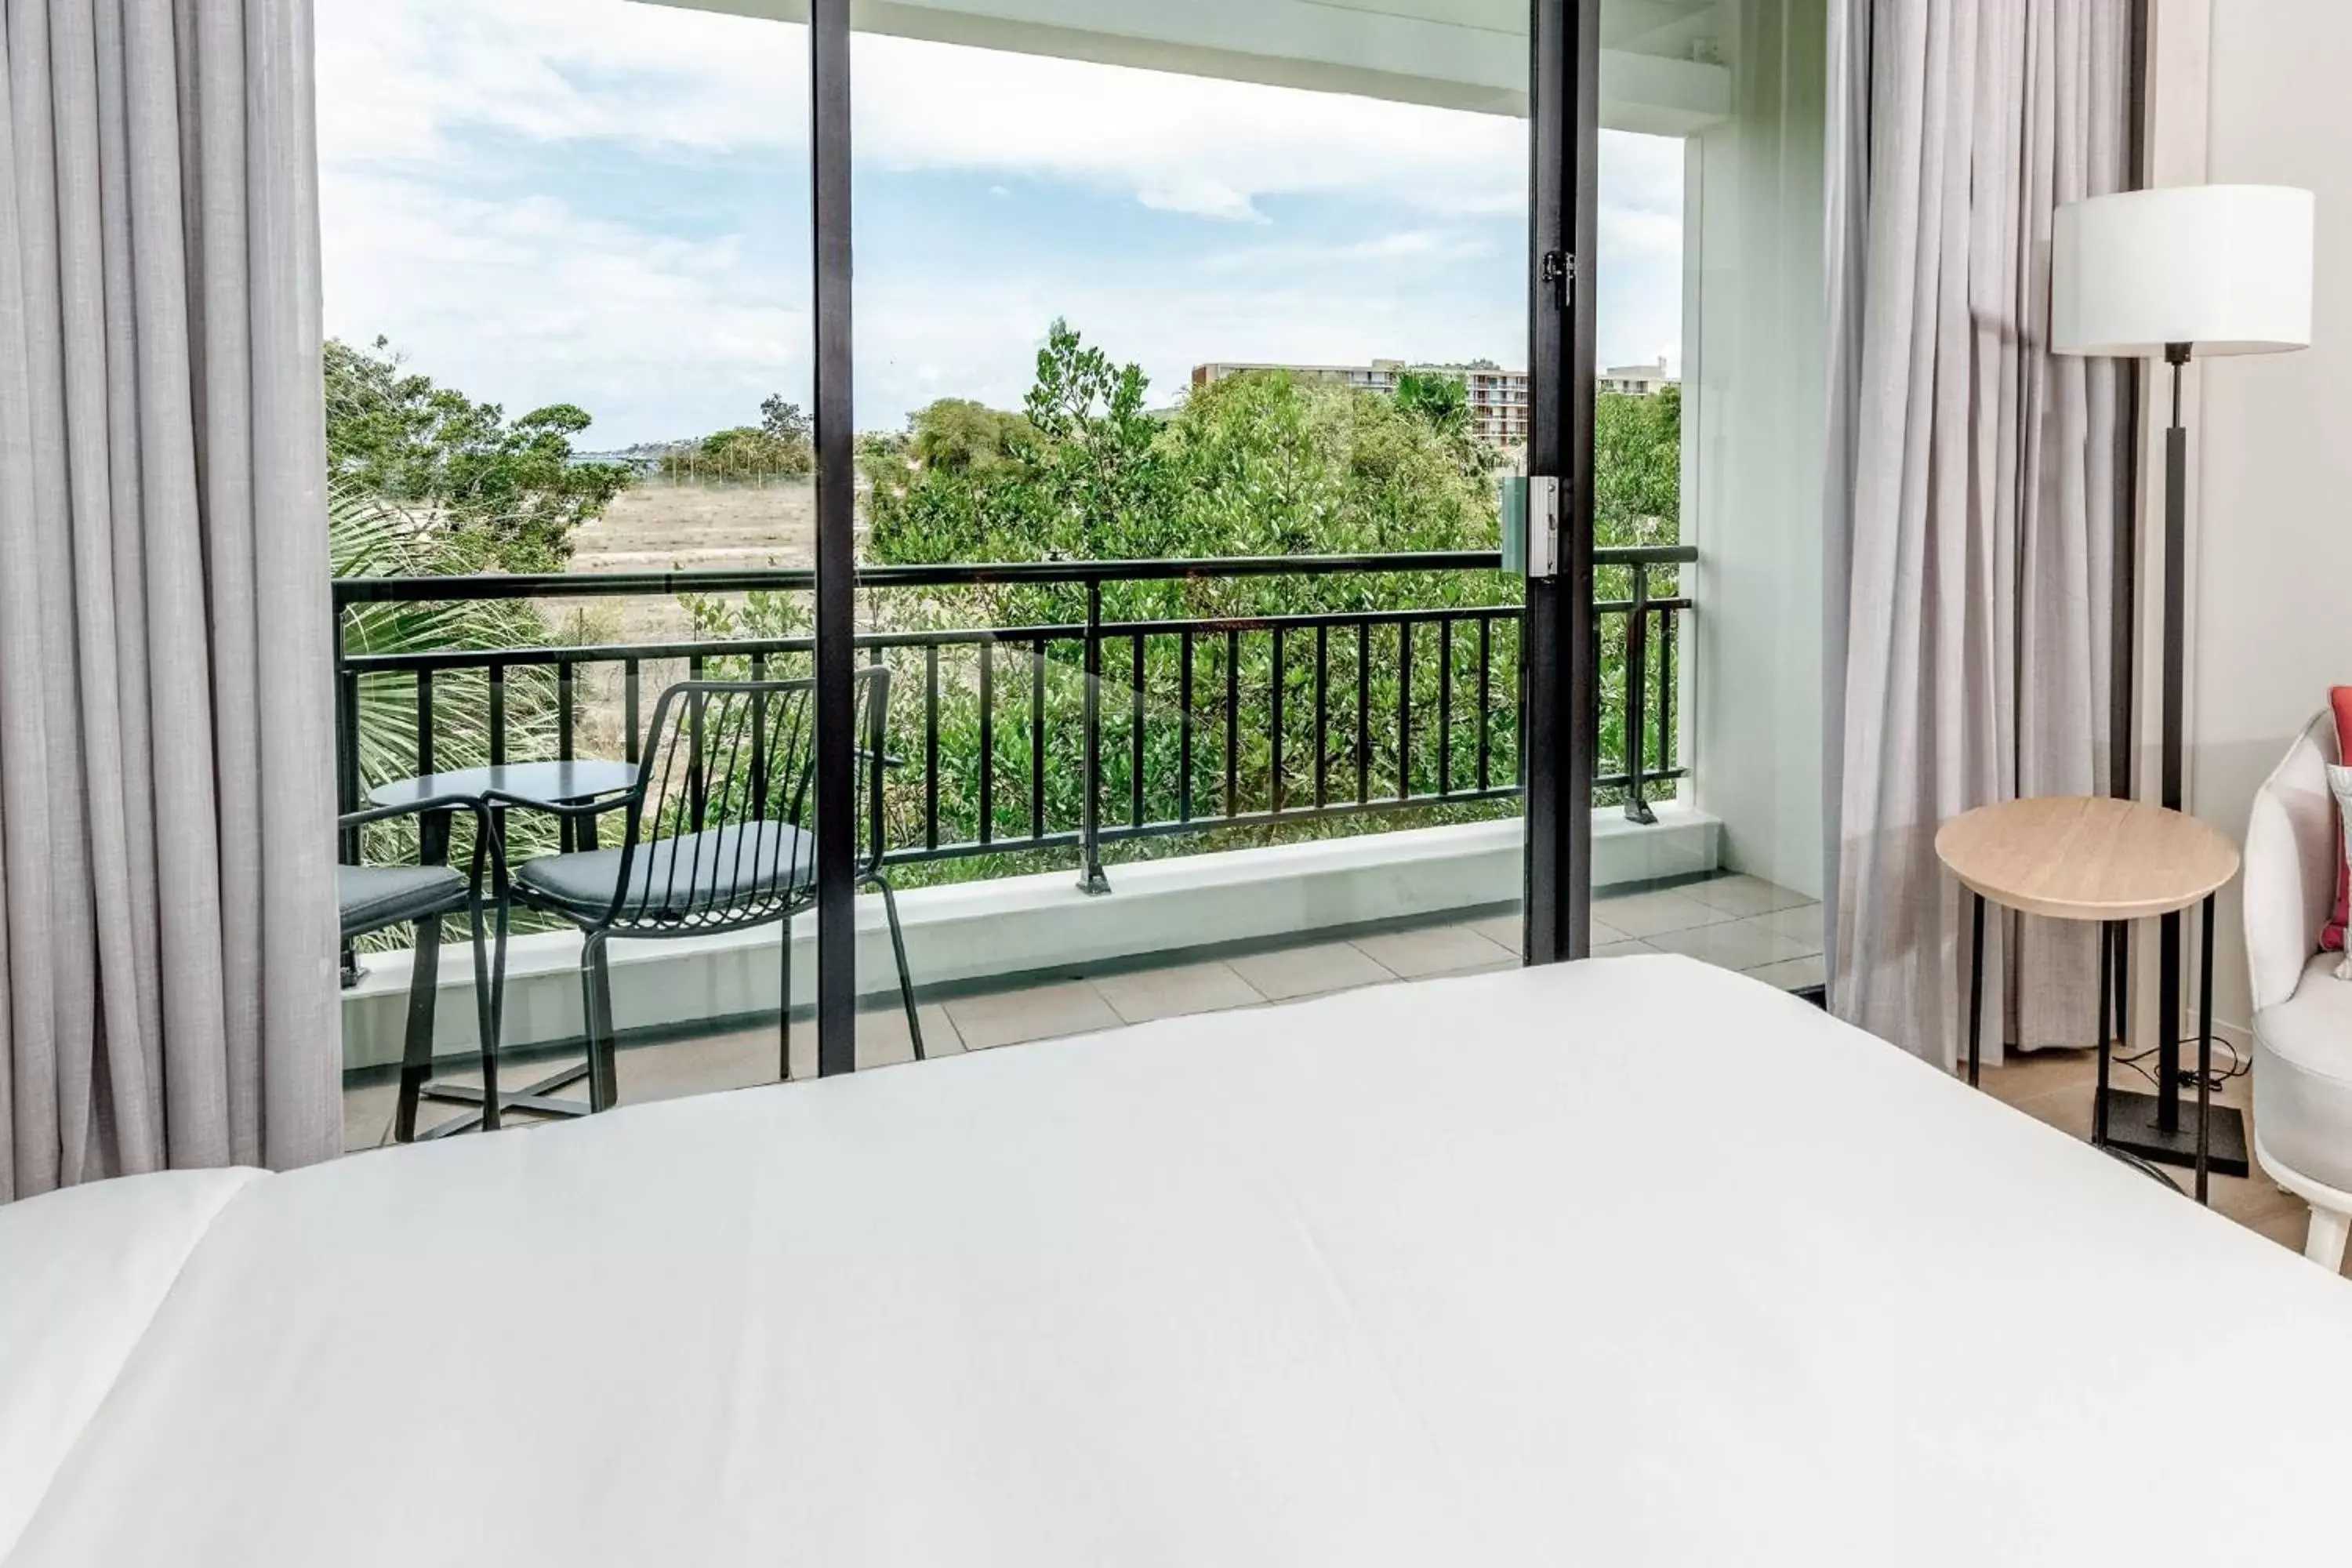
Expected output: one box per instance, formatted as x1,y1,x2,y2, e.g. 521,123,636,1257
2101,342,2251,1177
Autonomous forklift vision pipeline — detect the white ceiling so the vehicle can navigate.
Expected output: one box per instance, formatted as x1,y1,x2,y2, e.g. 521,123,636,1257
633,0,1732,132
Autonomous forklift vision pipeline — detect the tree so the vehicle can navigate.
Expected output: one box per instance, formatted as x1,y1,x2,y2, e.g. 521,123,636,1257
860,321,1160,568
866,332,1501,604
1392,368,1490,477
1592,383,1680,548
846,328,1516,880
324,336,631,572
706,322,1683,886
655,397,815,482
1018,318,1162,558
905,398,1033,477
760,394,810,445
1393,369,1468,437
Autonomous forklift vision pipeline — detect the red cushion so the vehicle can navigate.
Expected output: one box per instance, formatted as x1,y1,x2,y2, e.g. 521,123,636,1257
2328,687,2352,950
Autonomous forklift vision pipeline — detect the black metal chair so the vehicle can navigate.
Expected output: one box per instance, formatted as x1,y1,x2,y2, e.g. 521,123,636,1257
337,796,501,1140
496,669,922,1110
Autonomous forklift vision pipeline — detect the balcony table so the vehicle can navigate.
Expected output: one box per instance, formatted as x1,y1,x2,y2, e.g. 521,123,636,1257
368,760,642,855
365,760,643,1129
1934,794,2242,1199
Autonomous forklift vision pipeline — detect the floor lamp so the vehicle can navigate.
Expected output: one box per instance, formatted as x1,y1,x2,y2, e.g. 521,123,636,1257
2052,183,2314,1174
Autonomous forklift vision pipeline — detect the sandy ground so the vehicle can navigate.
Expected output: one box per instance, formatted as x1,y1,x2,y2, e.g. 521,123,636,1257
545,477,817,644
524,478,824,758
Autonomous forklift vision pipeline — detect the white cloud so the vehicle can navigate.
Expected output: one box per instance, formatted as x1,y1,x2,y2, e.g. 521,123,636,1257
1197,229,1494,274
318,0,1525,220
848,35,1524,223
315,0,809,167
316,0,1685,436
323,171,809,444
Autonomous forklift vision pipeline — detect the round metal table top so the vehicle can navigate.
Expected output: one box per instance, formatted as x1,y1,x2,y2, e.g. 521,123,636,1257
367,760,641,812
1933,795,2239,922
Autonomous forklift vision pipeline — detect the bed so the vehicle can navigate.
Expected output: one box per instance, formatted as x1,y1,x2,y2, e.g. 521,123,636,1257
5,954,2350,1564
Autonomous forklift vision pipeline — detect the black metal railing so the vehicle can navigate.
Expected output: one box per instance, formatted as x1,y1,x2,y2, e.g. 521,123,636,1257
333,549,1695,889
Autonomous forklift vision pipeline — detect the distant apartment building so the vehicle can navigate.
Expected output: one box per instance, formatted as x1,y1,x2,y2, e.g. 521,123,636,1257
1599,359,1677,397
1191,358,1530,446
1191,355,1679,446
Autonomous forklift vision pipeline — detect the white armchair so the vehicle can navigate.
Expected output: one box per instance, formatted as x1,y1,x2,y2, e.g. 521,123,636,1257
2245,709,2352,1269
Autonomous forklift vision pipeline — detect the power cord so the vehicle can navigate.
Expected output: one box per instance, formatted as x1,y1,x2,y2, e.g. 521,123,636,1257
2108,1033,2246,1095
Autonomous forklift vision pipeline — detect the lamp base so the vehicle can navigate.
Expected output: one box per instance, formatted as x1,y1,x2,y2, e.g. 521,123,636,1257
2098,1087,2249,1180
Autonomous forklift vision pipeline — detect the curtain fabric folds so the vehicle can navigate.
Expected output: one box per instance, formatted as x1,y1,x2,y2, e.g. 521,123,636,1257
0,0,339,1199
1824,0,2132,1067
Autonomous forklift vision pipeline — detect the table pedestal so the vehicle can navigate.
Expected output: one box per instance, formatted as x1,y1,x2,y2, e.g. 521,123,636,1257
2100,1088,2250,1180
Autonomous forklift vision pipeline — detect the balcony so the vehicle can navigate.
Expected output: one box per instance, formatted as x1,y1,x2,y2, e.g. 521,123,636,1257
333,545,1819,1137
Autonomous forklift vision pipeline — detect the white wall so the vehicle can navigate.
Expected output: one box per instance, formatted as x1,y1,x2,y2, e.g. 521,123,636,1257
1685,0,1828,898
2185,0,2352,1034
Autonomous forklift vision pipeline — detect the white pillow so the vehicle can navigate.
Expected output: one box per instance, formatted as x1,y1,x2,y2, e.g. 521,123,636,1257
2328,764,2352,980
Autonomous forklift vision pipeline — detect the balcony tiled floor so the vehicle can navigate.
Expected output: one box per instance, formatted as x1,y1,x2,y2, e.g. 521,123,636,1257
337,873,2339,1275
346,872,1823,1150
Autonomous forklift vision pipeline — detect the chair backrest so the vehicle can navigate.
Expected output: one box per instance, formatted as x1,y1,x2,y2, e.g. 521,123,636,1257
2245,709,2342,1014
599,668,892,931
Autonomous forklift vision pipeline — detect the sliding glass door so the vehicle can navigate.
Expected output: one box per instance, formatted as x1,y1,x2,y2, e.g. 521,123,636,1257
318,0,1826,1106
1521,0,1598,964
1588,0,1829,992
641,0,1827,1073
812,0,1544,1069
1536,0,1831,993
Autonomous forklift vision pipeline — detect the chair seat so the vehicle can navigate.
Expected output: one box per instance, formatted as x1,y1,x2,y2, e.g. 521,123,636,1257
514,822,814,924
336,863,470,940
2254,950,2352,1193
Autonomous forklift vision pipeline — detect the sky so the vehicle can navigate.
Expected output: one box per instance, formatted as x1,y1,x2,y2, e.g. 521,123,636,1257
317,0,1686,451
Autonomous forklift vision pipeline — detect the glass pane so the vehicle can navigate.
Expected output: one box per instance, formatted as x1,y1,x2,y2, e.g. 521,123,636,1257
848,2,1533,1066
318,0,816,1132
1592,0,1828,988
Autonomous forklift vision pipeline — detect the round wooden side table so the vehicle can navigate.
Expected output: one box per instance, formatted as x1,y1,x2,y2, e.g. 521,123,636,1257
1934,796,2241,1200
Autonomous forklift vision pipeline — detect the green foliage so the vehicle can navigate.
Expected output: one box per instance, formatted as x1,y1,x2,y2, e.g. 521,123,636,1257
678,586,810,651
681,325,1682,886
331,480,571,941
325,336,631,572
1594,382,1680,549
846,324,1530,882
1393,369,1468,436
869,326,1500,614
906,398,1034,478
657,393,816,483
760,395,810,445
674,424,814,481
856,429,909,464
1590,384,1682,800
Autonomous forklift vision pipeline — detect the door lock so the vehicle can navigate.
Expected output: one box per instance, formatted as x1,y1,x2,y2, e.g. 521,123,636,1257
1500,474,1562,580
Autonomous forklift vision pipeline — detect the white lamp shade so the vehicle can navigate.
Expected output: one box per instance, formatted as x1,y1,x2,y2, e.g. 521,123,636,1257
2052,184,2314,358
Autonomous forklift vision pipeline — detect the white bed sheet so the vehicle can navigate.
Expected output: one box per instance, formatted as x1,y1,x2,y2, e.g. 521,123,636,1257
0,1167,264,1560
7,955,2352,1564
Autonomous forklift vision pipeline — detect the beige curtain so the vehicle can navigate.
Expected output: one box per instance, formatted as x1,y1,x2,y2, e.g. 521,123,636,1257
0,0,339,1198
1824,0,2132,1066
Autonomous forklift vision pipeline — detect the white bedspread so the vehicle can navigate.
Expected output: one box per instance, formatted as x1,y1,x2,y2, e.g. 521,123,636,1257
6,955,2351,1564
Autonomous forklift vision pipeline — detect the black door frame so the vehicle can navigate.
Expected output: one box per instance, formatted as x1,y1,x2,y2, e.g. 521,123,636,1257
1521,0,1600,965
810,0,857,1074
807,0,1602,1068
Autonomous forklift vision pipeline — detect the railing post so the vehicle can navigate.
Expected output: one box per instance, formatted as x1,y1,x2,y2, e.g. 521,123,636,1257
1657,595,1675,804
1622,564,1656,825
335,603,361,988
1077,579,1111,895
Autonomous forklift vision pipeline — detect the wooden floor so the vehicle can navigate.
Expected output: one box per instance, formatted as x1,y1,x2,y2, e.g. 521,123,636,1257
1967,1033,2328,1265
